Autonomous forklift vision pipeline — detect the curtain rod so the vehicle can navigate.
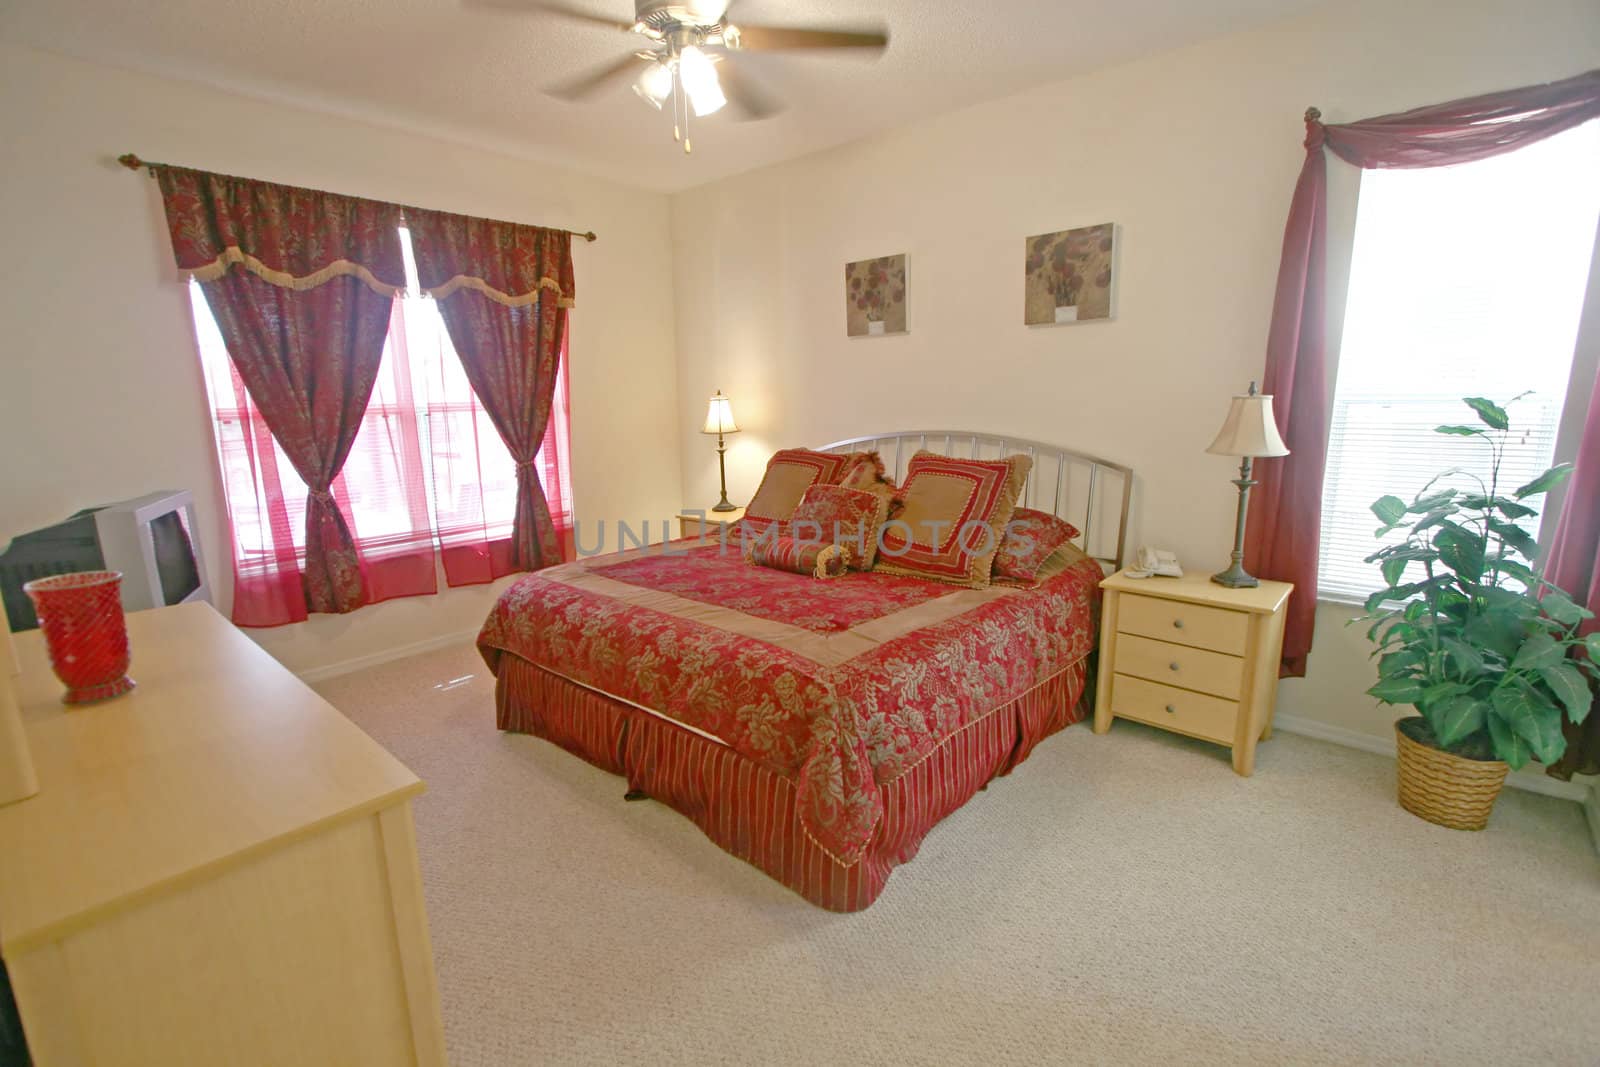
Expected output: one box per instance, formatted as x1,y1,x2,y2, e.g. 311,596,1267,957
115,153,598,243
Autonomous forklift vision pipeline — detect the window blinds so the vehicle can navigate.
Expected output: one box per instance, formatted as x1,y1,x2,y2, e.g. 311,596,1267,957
1319,121,1600,602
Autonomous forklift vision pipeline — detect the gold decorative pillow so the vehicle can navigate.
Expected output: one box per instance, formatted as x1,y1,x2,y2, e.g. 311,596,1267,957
742,448,852,537
873,450,1032,588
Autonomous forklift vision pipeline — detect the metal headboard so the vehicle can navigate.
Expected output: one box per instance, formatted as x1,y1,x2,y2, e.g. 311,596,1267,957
817,430,1135,572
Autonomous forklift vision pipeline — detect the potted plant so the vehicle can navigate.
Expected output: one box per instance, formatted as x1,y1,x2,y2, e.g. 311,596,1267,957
1361,395,1599,830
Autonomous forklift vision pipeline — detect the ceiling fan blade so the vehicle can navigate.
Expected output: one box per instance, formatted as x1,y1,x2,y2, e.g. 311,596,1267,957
465,0,634,32
717,59,784,121
728,24,888,52
545,53,642,100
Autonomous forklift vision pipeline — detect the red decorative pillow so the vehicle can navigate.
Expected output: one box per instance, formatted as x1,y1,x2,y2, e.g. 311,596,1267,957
744,535,848,579
873,450,1032,588
789,483,890,570
994,508,1082,583
741,448,852,538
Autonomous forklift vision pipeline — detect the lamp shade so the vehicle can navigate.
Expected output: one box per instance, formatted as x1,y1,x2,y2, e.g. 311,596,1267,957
1206,391,1290,458
701,391,739,435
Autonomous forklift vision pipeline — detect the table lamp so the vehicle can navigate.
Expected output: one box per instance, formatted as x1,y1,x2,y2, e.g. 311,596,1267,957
1205,381,1290,588
701,390,741,512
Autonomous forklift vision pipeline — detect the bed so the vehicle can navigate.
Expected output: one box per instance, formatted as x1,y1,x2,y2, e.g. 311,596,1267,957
477,431,1134,911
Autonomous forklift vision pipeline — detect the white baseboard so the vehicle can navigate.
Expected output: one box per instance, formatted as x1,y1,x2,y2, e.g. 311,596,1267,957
1586,790,1600,858
1272,713,1592,803
292,628,480,685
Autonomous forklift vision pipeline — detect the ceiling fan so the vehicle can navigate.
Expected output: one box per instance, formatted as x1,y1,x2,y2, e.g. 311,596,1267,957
475,1,890,153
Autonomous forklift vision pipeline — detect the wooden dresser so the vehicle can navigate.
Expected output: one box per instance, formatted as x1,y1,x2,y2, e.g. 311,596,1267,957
0,602,445,1066
1093,570,1293,776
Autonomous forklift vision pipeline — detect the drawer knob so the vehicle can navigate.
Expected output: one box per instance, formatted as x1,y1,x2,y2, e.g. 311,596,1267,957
1172,619,1185,629
1169,662,1180,671
1165,704,1176,714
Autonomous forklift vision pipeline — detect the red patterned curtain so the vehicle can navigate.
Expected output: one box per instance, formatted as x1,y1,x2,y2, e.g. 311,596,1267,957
405,209,576,573
1245,69,1600,677
155,166,412,621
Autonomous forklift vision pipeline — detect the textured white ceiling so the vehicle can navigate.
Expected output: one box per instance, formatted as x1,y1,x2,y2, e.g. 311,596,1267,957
1,0,1327,192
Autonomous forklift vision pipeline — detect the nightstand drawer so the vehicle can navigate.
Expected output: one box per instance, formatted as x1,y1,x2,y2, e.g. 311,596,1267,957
1115,634,1244,700
1118,592,1249,655
1111,674,1238,744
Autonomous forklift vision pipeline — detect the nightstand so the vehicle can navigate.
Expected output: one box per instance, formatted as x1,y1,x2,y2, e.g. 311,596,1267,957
1093,570,1293,776
677,506,746,540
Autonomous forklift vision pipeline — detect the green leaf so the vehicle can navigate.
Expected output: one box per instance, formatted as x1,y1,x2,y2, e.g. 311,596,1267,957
1491,558,1539,590
1465,610,1524,655
1434,526,1485,582
1540,588,1594,627
1436,424,1487,436
1587,634,1600,663
1486,517,1540,561
1464,396,1510,430
1365,544,1439,570
1369,617,1412,645
1538,662,1593,724
1365,580,1436,613
1487,711,1533,769
1491,682,1566,764
1496,499,1538,520
1515,464,1574,499
1512,632,1564,672
1432,695,1488,748
1421,681,1470,707
1438,637,1485,674
1408,489,1459,513
1368,676,1426,705
1378,647,1427,678
1371,495,1407,526
1381,557,1409,588
1410,508,1460,537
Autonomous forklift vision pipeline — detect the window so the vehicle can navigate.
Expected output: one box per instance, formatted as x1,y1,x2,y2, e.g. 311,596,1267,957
1318,121,1600,602
190,225,573,601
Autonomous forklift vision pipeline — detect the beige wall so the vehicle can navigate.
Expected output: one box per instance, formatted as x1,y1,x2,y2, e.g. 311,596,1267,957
0,43,681,676
668,0,1600,749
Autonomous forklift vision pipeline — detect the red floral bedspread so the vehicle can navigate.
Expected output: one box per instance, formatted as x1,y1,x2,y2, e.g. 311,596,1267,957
477,541,1102,865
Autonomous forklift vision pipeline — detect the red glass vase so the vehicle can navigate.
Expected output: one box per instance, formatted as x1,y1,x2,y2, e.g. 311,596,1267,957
23,571,136,705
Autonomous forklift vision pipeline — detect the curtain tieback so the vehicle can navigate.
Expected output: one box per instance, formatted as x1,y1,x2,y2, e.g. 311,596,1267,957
515,457,540,472
307,488,336,503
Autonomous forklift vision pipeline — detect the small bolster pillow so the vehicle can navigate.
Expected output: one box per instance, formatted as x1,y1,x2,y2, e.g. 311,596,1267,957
744,536,848,579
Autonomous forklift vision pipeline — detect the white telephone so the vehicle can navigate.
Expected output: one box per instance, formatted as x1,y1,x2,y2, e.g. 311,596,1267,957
1127,546,1183,579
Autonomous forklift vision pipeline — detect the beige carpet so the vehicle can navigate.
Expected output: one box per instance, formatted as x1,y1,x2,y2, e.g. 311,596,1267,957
315,643,1599,1066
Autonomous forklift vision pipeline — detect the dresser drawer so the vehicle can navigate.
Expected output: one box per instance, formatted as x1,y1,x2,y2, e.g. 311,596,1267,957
1110,674,1239,744
1115,633,1244,700
1117,592,1249,655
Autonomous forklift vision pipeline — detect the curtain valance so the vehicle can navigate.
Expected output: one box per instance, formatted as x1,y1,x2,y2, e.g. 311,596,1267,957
404,207,575,308
153,165,406,296
1317,69,1600,170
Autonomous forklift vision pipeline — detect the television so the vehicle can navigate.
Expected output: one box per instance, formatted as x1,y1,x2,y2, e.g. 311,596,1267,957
0,490,211,632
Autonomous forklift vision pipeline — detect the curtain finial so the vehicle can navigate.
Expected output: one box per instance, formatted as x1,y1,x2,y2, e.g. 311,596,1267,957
1304,106,1322,124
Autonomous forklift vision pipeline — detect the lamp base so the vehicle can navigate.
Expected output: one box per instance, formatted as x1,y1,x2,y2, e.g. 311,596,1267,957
1213,458,1260,588
711,500,739,513
1211,561,1259,589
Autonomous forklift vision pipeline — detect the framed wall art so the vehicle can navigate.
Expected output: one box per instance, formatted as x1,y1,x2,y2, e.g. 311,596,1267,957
1024,223,1115,326
845,254,908,337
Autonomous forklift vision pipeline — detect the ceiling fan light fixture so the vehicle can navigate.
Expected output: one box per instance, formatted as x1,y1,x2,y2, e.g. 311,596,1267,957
632,60,674,109
678,46,725,117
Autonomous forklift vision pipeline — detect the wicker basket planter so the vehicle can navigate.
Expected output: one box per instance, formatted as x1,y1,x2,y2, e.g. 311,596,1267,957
1394,717,1509,831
